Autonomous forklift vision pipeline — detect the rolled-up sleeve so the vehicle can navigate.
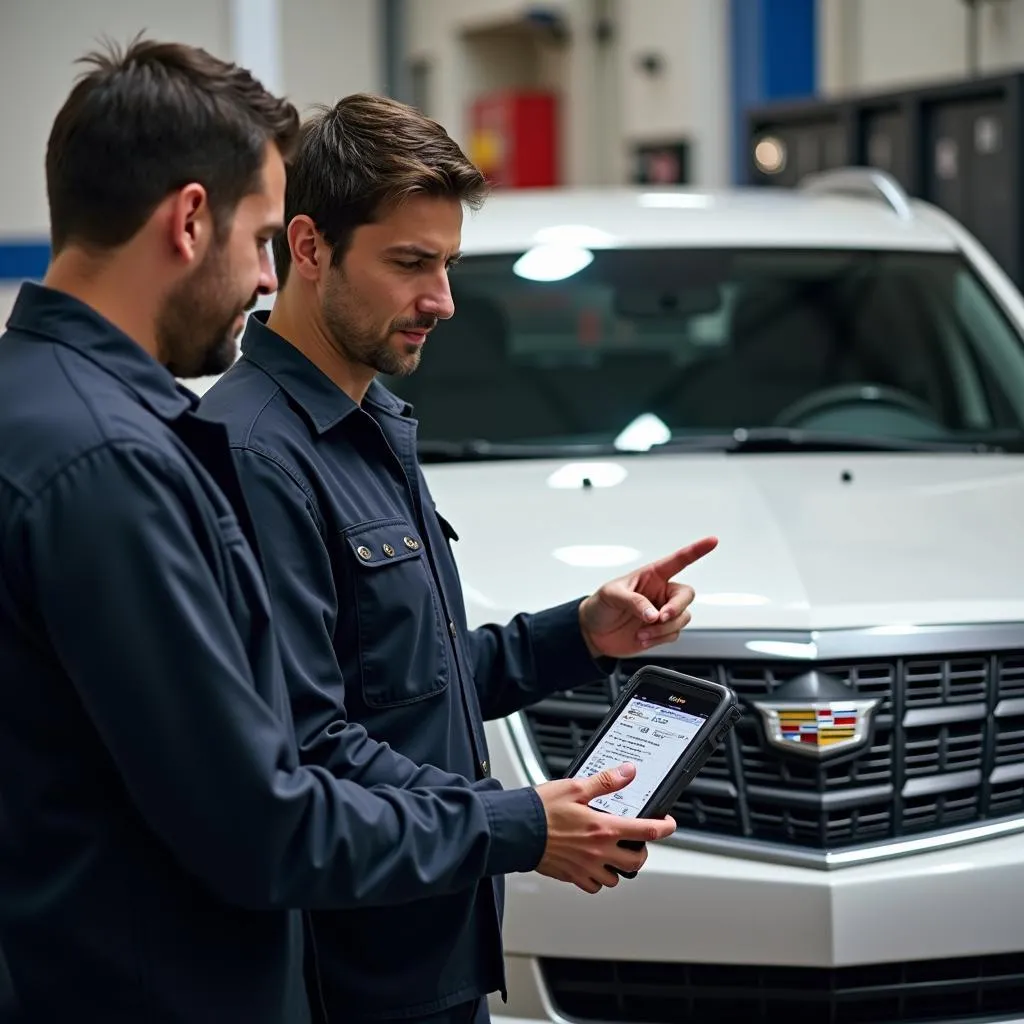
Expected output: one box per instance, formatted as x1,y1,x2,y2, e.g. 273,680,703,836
18,440,545,910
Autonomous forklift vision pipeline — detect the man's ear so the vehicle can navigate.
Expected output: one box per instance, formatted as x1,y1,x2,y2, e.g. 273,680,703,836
287,215,328,282
167,183,211,265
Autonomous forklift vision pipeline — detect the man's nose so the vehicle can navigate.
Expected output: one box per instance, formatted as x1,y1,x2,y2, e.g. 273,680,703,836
418,274,455,320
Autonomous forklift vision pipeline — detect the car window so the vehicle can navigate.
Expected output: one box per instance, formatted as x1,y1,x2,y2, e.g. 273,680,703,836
381,248,1024,451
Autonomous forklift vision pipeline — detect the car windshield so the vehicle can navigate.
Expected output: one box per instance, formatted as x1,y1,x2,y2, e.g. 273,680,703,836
379,247,1024,458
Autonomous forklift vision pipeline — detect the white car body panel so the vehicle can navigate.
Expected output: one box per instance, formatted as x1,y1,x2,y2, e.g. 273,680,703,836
426,453,1024,632
458,187,958,254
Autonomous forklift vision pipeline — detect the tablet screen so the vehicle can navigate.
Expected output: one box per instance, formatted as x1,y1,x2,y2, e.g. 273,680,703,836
572,681,717,817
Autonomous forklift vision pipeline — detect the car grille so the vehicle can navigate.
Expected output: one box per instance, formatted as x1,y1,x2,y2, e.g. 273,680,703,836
519,652,1024,850
540,954,1024,1023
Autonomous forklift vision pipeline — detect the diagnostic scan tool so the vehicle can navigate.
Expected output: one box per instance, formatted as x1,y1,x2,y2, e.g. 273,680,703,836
565,665,741,876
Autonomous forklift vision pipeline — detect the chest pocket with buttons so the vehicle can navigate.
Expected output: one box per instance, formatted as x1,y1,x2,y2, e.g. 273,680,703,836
342,517,450,707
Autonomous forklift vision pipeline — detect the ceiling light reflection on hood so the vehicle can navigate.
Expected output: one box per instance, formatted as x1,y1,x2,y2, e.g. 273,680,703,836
697,592,770,606
638,192,713,209
513,244,594,282
460,584,500,610
745,640,818,659
553,544,641,568
546,462,628,489
864,623,922,636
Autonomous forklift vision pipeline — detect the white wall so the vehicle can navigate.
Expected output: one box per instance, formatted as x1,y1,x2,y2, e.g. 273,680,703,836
0,0,226,321
282,0,380,114
618,0,730,187
404,0,731,190
819,0,1024,97
0,0,228,241
0,0,380,323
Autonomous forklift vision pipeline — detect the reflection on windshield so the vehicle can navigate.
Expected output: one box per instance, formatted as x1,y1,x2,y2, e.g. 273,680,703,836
380,248,1024,455
614,412,671,451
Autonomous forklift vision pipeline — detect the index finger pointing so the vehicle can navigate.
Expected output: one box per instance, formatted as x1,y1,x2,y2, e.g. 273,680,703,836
650,536,719,579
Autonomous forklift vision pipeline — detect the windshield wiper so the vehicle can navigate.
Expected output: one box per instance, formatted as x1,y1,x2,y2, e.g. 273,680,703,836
418,427,1012,462
654,427,1005,454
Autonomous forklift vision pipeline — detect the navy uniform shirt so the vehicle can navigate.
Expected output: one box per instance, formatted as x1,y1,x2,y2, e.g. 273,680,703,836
0,285,547,1024
201,314,608,1021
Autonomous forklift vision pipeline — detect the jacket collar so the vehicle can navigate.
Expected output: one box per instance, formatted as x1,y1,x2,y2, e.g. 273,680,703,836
6,282,196,421
239,310,412,435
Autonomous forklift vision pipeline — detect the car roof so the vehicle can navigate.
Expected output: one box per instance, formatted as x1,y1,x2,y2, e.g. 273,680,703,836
459,186,958,256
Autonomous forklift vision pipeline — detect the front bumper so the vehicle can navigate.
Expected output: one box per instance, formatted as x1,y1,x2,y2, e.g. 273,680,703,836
485,719,1024,1022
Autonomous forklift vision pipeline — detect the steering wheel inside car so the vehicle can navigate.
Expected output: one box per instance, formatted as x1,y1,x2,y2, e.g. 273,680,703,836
773,383,939,428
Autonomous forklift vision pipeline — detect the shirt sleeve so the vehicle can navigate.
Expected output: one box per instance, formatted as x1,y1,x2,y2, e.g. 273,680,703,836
18,440,546,911
467,600,617,721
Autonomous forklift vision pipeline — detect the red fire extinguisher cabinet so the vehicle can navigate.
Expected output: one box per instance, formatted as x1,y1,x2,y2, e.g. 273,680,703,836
468,90,559,188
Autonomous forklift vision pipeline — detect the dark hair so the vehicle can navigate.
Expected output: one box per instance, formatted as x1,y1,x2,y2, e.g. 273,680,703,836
272,93,489,286
46,35,301,253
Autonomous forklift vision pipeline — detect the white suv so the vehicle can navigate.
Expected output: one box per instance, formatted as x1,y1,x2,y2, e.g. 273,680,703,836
375,170,1024,1024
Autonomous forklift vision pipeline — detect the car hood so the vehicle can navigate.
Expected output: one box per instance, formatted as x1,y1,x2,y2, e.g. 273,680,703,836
422,451,1024,632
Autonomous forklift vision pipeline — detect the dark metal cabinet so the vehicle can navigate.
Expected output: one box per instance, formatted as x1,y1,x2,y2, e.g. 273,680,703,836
0,949,15,1023
747,98,853,187
746,73,1024,285
862,102,915,190
924,94,1017,274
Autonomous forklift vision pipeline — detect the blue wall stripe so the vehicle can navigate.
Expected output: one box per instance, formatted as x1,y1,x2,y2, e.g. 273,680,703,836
729,0,817,184
762,0,817,99
0,241,50,283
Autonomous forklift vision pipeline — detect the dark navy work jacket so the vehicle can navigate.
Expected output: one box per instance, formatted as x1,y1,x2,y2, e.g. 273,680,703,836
200,314,606,1021
0,286,546,1024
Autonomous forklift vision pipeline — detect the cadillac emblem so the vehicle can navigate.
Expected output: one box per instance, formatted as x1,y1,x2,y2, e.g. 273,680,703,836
750,670,880,760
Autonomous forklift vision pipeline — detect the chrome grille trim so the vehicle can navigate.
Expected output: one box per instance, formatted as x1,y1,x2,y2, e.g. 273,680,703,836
507,624,1024,869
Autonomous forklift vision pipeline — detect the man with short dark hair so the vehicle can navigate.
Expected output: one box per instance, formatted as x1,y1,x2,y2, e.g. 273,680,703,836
0,45,671,1024
201,93,716,1023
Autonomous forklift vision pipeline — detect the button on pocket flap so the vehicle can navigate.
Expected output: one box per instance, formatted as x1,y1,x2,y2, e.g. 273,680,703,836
344,520,424,567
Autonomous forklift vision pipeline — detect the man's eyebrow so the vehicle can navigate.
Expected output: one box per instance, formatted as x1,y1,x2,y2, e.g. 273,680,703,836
385,244,463,262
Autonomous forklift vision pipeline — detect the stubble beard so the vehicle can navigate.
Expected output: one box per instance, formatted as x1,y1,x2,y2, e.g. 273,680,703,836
158,246,256,379
322,278,432,378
